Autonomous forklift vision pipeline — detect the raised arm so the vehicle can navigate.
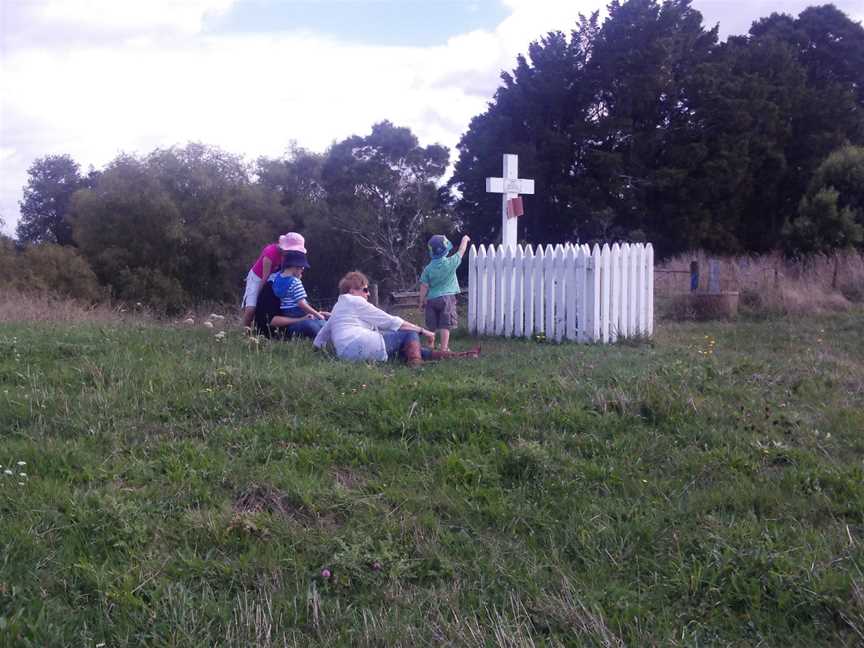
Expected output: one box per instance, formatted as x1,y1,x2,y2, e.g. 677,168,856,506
456,234,470,257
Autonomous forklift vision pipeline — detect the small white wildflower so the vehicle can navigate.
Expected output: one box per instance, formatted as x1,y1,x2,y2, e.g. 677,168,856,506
19,473,27,477
203,321,214,328
17,461,26,466
3,469,12,475
17,482,24,486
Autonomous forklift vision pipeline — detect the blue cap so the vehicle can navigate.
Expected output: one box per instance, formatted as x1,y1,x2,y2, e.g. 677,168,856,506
282,250,310,268
428,235,452,259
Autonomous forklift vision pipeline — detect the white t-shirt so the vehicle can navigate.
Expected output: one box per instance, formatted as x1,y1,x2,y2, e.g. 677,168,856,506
313,294,404,361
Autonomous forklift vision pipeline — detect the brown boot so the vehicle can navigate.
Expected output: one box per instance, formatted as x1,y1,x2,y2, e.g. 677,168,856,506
402,339,424,367
428,346,481,360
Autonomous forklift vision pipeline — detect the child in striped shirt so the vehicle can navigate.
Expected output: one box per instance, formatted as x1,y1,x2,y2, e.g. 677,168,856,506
269,250,328,338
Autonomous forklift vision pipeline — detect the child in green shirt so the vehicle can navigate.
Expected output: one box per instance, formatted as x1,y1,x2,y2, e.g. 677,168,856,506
418,234,470,352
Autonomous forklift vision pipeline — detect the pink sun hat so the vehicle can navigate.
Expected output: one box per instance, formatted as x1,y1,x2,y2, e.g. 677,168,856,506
278,232,306,253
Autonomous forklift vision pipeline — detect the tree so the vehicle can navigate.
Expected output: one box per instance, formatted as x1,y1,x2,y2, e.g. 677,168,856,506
322,121,450,288
808,144,864,219
17,154,88,245
783,144,864,255
145,143,287,303
255,147,353,299
71,155,188,309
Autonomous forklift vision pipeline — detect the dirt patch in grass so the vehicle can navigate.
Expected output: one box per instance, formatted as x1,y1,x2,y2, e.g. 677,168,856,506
233,483,345,531
332,467,367,490
233,484,311,520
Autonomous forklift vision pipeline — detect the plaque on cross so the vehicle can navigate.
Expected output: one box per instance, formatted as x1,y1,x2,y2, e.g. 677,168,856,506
486,153,535,249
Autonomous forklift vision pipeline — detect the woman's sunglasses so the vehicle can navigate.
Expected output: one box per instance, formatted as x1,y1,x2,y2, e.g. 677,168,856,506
361,287,370,293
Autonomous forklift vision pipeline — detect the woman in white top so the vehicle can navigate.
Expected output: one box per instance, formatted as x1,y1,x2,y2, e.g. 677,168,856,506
314,272,479,366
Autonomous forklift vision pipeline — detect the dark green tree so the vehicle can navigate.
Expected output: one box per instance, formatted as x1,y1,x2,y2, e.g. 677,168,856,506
322,121,450,288
146,143,286,303
746,5,864,246
783,144,864,255
70,155,188,309
255,147,353,299
17,154,88,245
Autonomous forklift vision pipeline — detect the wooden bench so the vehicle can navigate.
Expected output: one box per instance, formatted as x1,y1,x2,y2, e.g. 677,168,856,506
390,290,422,310
388,289,468,312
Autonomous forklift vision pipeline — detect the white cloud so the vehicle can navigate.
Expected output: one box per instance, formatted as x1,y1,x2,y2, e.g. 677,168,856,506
1,0,862,236
35,0,235,35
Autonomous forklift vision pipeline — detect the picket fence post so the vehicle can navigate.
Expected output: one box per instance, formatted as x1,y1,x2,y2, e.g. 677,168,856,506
523,245,535,338
534,245,545,337
553,245,565,342
565,245,578,341
513,246,524,337
543,245,555,339
633,243,645,336
576,246,587,342
484,245,495,336
609,243,620,343
646,243,654,337
502,246,513,337
600,244,611,343
468,245,477,334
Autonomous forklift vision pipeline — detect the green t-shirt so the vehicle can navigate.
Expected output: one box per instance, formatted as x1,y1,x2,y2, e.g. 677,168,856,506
420,253,463,299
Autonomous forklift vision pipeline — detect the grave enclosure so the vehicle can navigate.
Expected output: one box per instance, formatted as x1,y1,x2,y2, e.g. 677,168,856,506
469,153,654,343
468,242,654,343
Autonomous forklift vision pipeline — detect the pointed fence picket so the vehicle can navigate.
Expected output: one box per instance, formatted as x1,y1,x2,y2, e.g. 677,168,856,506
467,242,654,343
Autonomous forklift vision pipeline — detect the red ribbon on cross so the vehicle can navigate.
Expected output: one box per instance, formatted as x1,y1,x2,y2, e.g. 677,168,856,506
506,196,524,219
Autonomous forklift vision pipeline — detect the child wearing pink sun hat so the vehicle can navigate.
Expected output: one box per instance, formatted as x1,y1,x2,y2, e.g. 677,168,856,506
241,232,307,329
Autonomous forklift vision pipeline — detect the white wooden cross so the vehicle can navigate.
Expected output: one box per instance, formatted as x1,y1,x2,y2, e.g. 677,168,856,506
485,153,535,250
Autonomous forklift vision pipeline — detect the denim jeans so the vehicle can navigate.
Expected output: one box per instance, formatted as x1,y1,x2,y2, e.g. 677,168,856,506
380,330,431,360
283,318,324,339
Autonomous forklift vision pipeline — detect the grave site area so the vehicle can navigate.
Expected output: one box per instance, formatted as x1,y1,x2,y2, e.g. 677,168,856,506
1,309,863,646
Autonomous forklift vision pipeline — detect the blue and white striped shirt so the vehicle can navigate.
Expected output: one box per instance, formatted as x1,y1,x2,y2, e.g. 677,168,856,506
269,273,307,314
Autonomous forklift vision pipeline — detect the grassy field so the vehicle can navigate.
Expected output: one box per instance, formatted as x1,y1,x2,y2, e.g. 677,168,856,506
1,310,863,646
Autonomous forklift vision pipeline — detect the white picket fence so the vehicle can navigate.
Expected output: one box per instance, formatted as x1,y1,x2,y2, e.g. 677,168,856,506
468,243,654,343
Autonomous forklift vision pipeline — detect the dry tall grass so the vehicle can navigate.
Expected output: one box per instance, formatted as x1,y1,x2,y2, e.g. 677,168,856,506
656,250,864,316
0,287,238,327
0,287,139,324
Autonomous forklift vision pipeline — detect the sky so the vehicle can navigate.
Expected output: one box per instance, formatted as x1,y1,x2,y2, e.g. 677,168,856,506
2,0,863,237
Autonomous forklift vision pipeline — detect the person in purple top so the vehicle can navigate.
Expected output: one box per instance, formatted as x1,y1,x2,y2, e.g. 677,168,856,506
241,232,305,329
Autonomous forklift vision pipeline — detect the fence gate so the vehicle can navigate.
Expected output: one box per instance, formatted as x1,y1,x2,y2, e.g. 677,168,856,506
468,243,654,343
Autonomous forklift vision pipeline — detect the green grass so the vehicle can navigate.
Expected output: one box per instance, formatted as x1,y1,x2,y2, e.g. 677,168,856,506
1,311,863,646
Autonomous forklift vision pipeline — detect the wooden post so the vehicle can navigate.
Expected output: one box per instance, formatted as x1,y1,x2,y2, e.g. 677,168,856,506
708,259,720,294
369,283,379,307
690,261,699,292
